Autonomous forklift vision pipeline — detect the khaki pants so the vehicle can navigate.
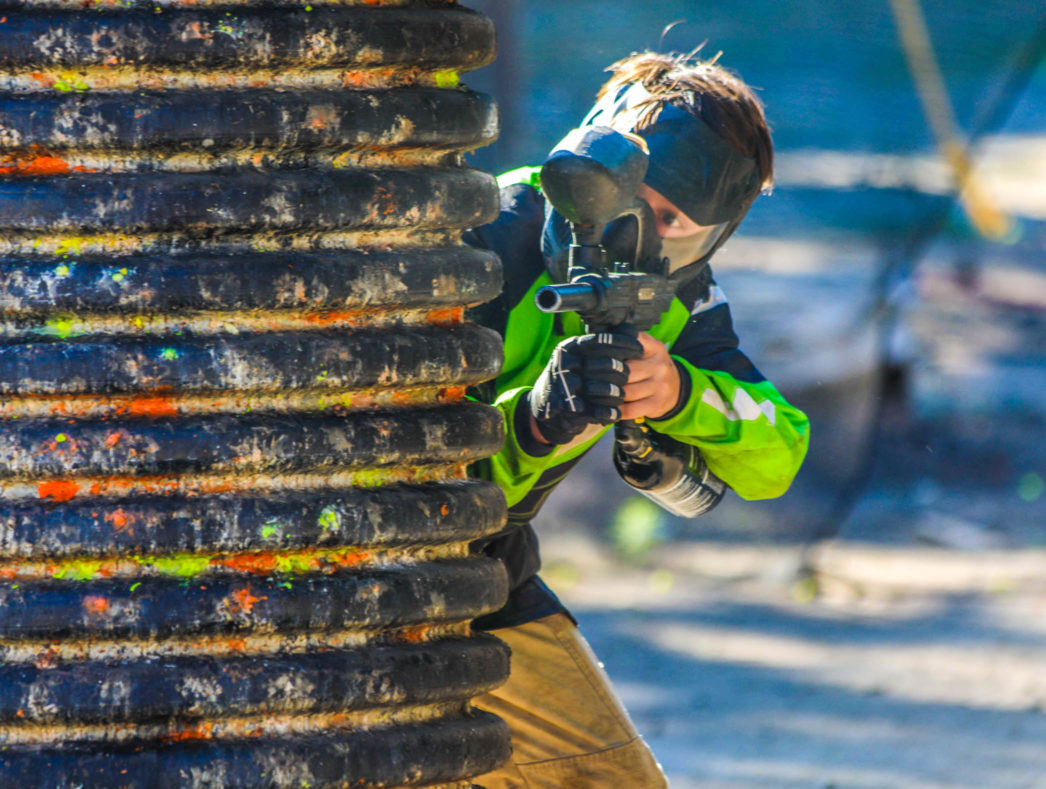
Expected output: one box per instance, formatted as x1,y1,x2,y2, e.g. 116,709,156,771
473,613,668,788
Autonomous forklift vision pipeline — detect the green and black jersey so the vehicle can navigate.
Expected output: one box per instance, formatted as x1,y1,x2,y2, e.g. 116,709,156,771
465,170,810,628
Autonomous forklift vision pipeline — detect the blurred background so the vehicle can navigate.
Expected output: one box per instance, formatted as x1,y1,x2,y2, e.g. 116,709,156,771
463,1,1046,786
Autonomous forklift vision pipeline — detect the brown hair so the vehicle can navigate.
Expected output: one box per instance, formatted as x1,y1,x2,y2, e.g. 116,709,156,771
598,51,774,190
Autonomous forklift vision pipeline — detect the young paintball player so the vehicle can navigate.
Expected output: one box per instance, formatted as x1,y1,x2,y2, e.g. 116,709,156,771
465,51,810,787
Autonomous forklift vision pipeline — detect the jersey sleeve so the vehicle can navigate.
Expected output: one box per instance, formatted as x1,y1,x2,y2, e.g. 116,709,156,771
647,286,810,500
468,386,553,507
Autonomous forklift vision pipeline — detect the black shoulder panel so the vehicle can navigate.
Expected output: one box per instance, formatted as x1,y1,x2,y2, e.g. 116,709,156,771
464,183,548,338
670,301,766,384
675,263,713,308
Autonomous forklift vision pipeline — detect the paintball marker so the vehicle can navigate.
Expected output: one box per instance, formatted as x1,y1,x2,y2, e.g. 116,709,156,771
534,126,675,333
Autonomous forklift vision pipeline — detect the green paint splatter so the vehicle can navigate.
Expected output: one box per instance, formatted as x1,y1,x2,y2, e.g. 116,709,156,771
159,347,180,361
54,75,90,93
52,560,106,581
110,267,129,283
45,316,77,339
274,555,312,574
1018,472,1044,502
351,469,407,488
261,522,283,540
54,433,67,443
315,370,328,382
130,582,141,592
281,582,293,590
146,554,211,578
54,264,71,277
434,70,459,88
317,506,340,532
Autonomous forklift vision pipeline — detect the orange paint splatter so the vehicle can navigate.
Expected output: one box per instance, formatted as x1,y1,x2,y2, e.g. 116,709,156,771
228,588,266,616
106,508,129,530
29,72,54,89
438,386,466,403
82,475,219,498
373,185,395,216
0,155,93,177
225,638,247,653
342,72,370,87
161,722,214,743
351,393,376,409
395,626,430,643
303,310,365,328
104,432,121,448
83,596,110,615
215,553,279,575
440,504,450,517
325,550,369,568
125,396,178,417
426,306,464,326
38,480,79,502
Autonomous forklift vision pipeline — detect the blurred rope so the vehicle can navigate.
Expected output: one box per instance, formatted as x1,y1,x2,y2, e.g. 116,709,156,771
888,0,1012,240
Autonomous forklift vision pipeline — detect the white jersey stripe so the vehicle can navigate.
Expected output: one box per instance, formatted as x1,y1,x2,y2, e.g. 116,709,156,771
690,285,729,316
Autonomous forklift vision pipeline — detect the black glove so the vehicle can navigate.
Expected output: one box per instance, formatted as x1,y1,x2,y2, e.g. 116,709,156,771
526,327,644,446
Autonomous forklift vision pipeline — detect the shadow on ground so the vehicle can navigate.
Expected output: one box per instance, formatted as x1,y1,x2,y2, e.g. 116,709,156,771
566,585,1046,789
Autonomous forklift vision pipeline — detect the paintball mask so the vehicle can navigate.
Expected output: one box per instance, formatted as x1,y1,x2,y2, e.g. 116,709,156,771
541,80,763,282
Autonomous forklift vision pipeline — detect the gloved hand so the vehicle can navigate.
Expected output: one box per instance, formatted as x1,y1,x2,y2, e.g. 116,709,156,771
527,327,644,446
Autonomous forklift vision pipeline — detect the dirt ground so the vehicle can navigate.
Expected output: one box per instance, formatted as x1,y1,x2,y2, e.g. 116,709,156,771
539,536,1046,789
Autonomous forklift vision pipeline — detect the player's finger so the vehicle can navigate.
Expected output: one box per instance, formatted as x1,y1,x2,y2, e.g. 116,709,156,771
622,379,660,403
583,356,630,386
567,331,644,360
583,380,625,406
588,404,621,424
